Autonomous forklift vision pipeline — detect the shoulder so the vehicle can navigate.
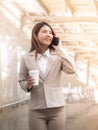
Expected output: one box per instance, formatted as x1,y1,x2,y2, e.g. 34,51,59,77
22,51,35,58
21,53,29,60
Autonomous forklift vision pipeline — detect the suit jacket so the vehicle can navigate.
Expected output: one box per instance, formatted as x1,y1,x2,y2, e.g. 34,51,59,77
19,47,76,109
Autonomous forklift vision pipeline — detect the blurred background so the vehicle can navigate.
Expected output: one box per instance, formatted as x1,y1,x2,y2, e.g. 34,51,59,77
0,0,98,108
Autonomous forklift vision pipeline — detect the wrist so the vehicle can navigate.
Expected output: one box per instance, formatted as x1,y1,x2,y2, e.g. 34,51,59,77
27,86,33,92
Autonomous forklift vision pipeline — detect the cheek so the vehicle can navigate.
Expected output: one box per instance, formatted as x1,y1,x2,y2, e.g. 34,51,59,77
37,35,44,44
37,35,41,41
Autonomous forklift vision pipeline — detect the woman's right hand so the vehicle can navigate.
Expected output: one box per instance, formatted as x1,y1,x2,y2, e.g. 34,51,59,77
26,76,34,89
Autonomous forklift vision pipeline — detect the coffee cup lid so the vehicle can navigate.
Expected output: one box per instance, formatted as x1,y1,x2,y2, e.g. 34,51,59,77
29,70,39,74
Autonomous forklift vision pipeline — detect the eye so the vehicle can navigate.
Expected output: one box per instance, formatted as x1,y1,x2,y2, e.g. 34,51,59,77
49,30,52,34
42,30,47,33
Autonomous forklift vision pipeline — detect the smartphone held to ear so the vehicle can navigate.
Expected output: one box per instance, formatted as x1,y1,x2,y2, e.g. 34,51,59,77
51,36,59,45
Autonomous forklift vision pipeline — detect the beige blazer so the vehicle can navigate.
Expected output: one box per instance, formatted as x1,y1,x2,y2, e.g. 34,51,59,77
19,47,76,109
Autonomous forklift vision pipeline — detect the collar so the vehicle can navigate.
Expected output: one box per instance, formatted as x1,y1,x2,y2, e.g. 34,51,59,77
44,49,50,58
37,49,50,60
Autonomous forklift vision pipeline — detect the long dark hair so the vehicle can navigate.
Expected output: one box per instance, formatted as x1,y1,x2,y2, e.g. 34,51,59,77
29,21,56,54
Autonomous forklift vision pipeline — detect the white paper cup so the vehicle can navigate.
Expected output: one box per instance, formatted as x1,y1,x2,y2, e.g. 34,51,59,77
29,70,39,86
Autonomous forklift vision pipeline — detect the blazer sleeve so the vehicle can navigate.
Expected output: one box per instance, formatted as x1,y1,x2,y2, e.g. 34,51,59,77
18,55,29,92
55,46,77,74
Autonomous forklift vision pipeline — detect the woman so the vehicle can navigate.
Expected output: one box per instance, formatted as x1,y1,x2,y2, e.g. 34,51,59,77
19,21,76,130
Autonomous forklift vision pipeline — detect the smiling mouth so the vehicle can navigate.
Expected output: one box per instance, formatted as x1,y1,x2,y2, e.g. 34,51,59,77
45,39,51,42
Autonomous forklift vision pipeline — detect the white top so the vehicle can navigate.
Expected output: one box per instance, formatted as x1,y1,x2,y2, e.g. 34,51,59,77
37,49,50,74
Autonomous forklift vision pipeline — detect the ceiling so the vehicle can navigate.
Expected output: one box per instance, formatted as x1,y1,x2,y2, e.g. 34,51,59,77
0,0,98,86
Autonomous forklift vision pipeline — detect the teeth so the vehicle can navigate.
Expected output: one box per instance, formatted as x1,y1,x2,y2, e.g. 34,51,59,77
46,39,50,41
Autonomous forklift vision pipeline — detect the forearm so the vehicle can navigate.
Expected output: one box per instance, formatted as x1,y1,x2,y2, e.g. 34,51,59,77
55,46,76,74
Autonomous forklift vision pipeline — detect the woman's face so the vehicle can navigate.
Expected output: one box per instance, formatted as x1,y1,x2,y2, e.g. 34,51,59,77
37,25,53,48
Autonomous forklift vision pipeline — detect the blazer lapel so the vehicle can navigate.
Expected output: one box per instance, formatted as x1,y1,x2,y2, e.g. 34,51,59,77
29,51,45,80
45,51,57,79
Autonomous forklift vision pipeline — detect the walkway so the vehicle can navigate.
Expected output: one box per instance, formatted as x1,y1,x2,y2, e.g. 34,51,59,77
0,102,98,130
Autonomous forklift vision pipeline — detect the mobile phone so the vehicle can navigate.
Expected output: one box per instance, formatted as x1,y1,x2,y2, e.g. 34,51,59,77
51,36,59,45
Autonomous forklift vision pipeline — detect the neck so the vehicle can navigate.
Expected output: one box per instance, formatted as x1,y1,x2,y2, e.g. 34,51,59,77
42,47,48,53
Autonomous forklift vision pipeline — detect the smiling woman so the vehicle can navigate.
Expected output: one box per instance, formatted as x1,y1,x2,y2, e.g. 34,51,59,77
18,21,76,130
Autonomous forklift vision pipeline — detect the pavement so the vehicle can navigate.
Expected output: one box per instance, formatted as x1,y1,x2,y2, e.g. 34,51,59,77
0,101,98,130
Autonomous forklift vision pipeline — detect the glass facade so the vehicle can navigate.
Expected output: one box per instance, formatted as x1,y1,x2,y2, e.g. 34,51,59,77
0,12,30,107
